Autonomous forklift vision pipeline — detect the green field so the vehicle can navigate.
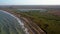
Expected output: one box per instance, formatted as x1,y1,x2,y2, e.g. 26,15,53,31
14,10,60,34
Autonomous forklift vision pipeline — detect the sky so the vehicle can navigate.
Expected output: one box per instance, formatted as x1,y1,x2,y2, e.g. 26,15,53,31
0,0,60,5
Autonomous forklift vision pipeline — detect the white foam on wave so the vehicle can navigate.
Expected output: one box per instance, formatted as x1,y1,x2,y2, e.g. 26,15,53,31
0,10,29,34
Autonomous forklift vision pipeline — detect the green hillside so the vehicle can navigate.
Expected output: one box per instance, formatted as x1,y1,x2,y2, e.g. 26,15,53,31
15,10,60,34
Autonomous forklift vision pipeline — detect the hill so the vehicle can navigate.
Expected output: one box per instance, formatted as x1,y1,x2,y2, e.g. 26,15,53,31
15,9,60,34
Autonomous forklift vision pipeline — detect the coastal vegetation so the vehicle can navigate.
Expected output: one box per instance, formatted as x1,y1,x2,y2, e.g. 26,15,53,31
13,9,60,34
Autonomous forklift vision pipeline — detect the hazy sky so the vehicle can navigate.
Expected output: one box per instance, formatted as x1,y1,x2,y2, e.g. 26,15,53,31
0,0,60,5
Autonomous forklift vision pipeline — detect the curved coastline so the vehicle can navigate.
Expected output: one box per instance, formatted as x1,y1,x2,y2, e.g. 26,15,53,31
0,10,29,34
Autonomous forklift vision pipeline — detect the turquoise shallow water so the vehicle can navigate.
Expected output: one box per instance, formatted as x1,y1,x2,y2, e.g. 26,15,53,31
0,10,25,34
